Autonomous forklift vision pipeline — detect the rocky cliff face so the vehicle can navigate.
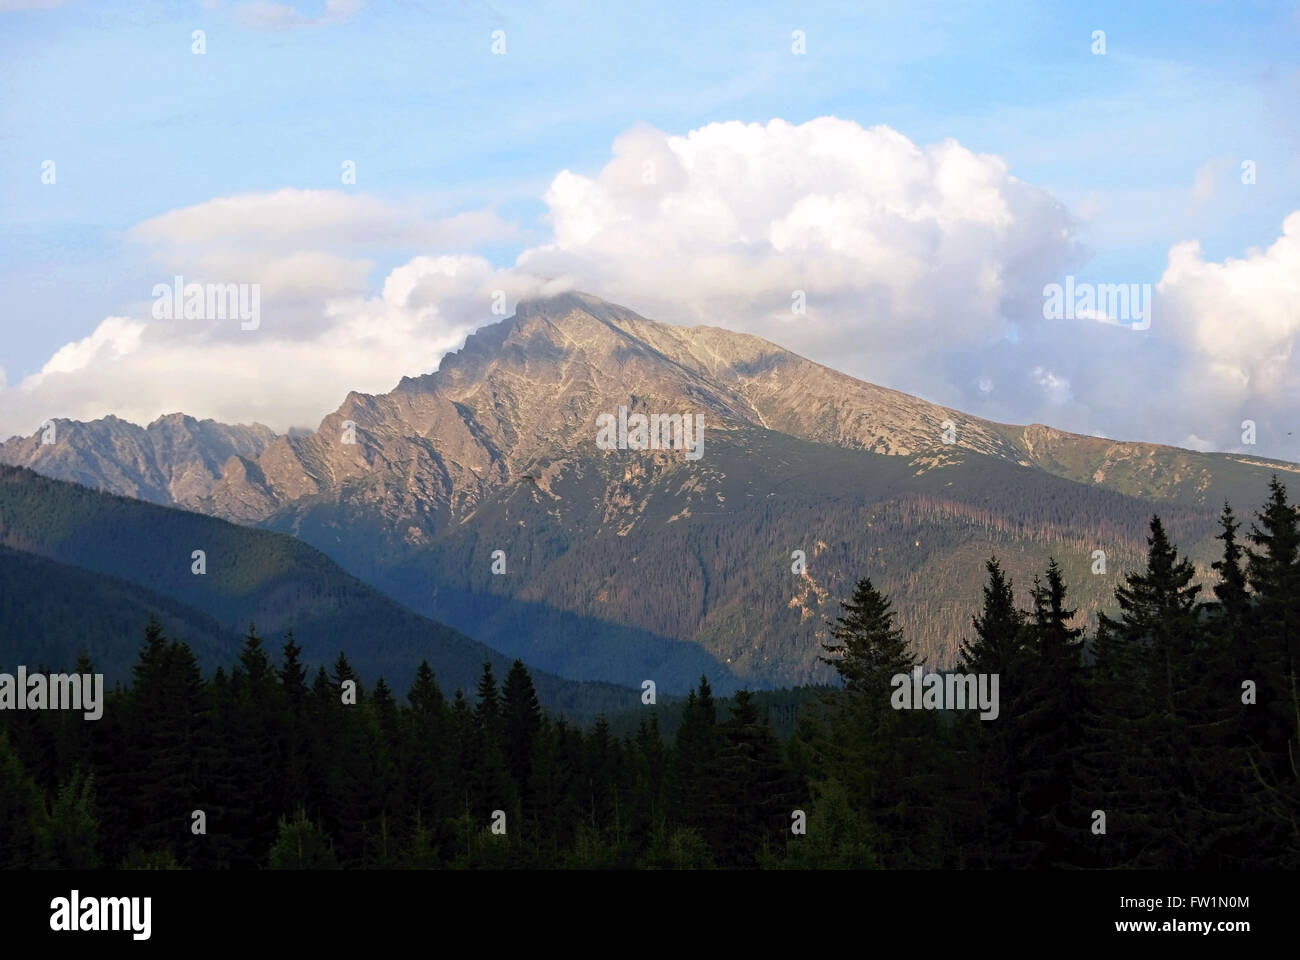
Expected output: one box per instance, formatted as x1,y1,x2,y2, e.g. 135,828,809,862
5,292,1294,691
0,412,276,508
0,291,1089,528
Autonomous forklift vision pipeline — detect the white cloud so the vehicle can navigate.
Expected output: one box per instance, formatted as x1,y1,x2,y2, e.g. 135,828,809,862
1032,367,1073,405
1143,211,1300,449
1158,212,1300,400
1,258,527,434
120,189,519,343
3,117,1298,461
520,117,1084,384
40,318,147,377
128,188,516,253
0,190,527,437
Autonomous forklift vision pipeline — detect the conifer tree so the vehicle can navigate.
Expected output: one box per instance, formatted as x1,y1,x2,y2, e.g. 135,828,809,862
714,690,798,867
1212,504,1251,621
1242,477,1300,861
279,632,312,814
670,678,724,850
331,652,362,702
402,662,448,841
1246,477,1300,753
0,729,44,868
36,769,100,869
584,716,622,841
820,578,936,866
1085,521,1210,867
958,558,1027,677
955,557,1029,867
1018,558,1086,868
502,659,542,800
370,677,401,816
229,623,283,865
627,715,668,853
279,631,308,710
268,810,339,869
469,665,516,824
820,577,916,693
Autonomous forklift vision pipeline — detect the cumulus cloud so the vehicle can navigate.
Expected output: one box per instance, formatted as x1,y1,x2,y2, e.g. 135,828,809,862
121,189,520,343
0,257,535,434
3,117,1298,460
520,118,1084,383
0,189,528,436
1151,212,1300,449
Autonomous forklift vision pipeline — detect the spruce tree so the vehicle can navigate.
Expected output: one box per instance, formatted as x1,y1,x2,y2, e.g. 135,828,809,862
501,660,542,801
1246,477,1300,752
714,691,798,867
470,665,515,825
958,558,1027,676
0,729,44,868
1086,520,1208,867
1017,558,1086,868
670,678,724,851
279,631,308,710
402,662,448,844
955,557,1029,867
820,576,916,692
1243,476,1300,861
229,624,283,866
279,632,312,815
36,769,100,869
820,577,936,866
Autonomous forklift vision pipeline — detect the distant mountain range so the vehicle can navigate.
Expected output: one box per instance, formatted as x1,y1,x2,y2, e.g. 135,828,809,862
5,292,1298,693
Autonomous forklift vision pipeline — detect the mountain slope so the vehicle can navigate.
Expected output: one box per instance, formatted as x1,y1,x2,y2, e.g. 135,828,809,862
3,292,1296,691
0,543,231,681
0,464,634,718
6,292,1291,520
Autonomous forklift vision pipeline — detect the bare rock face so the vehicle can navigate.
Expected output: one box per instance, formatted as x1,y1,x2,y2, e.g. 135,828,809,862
2,291,1290,535
0,413,277,507
4,291,1295,690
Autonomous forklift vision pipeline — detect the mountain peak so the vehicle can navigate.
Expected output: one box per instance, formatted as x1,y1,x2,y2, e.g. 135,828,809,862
514,289,612,318
6,291,1281,539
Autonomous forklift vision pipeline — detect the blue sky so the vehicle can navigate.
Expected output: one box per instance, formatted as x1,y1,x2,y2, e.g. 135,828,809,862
2,0,1298,454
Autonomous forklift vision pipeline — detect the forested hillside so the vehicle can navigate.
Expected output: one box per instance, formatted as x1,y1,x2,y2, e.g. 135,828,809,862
3,475,1294,870
5,293,1294,695
370,426,1264,692
0,465,634,719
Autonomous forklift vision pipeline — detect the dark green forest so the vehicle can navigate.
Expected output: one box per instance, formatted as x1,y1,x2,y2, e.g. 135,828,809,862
378,425,1262,692
2,477,1297,870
